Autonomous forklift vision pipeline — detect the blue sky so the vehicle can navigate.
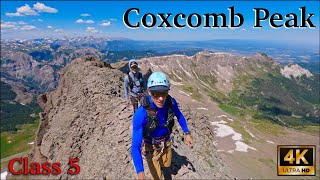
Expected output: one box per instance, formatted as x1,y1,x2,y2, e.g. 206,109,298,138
1,1,319,46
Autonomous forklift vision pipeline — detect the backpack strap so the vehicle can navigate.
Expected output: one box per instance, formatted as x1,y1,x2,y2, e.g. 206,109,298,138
142,95,176,139
138,71,143,81
164,95,175,133
128,72,133,83
128,71,142,91
142,97,159,138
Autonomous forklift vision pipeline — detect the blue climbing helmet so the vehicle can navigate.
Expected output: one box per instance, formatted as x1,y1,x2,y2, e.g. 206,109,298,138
147,72,170,91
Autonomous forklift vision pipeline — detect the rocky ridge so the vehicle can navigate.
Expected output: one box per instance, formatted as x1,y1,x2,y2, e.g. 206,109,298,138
137,51,277,93
24,56,230,179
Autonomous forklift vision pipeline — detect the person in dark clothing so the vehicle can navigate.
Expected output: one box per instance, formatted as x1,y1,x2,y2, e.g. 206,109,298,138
124,59,146,112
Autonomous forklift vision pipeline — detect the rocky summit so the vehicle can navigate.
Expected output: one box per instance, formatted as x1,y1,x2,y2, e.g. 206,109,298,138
24,56,230,179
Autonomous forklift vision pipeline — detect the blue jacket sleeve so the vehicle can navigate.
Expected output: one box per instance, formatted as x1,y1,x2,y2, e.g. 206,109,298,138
131,107,145,174
172,98,190,133
124,75,129,100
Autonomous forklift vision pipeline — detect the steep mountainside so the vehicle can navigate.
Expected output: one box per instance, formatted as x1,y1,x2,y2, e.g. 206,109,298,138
21,56,230,179
0,81,40,132
1,44,103,93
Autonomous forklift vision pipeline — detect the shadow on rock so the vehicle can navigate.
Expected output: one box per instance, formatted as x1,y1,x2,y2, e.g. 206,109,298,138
163,149,195,179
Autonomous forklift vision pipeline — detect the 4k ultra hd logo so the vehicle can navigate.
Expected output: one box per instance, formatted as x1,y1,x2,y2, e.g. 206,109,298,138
278,145,316,176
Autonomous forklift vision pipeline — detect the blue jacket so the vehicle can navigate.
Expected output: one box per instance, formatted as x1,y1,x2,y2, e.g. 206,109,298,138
131,95,190,174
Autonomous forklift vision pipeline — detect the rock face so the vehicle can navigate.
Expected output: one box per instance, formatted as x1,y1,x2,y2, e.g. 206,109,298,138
280,64,313,79
2,51,57,91
1,39,104,93
27,56,230,179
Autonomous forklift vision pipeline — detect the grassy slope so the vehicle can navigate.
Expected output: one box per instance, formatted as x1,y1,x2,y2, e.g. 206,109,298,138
178,58,320,136
217,60,319,127
231,74,319,126
1,81,41,159
0,119,39,159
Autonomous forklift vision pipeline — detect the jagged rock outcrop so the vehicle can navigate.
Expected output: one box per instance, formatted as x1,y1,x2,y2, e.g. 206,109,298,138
280,64,313,79
25,56,230,179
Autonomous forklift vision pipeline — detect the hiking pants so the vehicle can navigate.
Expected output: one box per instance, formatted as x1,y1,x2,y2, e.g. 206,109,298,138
143,140,172,180
130,96,139,112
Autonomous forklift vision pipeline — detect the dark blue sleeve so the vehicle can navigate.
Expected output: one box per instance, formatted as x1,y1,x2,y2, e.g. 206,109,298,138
171,98,190,133
131,107,146,174
140,72,147,91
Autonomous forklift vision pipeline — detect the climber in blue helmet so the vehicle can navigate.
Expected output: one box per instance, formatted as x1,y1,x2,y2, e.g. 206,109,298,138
131,71,193,180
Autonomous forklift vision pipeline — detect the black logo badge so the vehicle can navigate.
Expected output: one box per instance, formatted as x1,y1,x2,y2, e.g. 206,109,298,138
277,145,316,176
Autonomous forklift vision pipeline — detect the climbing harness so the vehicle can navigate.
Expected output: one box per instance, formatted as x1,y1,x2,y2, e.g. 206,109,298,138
141,95,175,139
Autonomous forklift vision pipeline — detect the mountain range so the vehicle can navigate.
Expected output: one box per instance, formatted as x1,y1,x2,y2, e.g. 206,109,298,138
1,37,319,132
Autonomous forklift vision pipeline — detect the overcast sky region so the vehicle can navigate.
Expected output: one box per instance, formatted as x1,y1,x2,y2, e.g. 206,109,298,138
1,1,319,47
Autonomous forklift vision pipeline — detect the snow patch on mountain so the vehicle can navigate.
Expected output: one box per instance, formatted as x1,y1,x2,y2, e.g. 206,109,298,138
211,116,256,152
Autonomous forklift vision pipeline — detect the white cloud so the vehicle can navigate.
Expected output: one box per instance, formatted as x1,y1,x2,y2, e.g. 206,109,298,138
21,25,37,31
86,27,98,33
76,19,84,23
5,12,24,17
100,21,111,27
32,19,43,22
81,13,90,17
54,29,64,33
1,23,16,29
6,3,57,17
18,21,27,25
241,28,247,31
85,20,94,24
1,21,22,31
76,19,94,24
110,18,117,21
17,4,38,15
4,22,17,25
33,2,58,13
47,26,53,29
147,22,153,26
